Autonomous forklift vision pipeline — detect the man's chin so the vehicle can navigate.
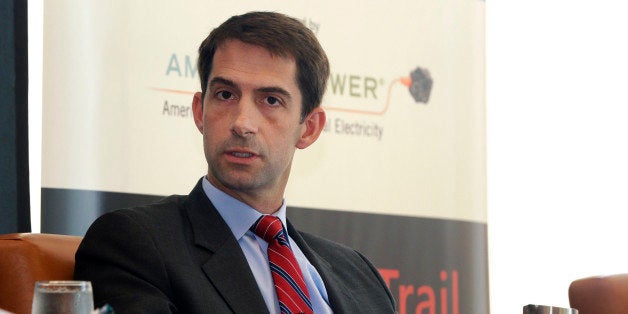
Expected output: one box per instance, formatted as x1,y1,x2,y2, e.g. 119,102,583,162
211,174,260,192
222,180,257,192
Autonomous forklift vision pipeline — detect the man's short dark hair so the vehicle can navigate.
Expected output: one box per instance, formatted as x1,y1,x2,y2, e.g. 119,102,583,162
197,11,330,121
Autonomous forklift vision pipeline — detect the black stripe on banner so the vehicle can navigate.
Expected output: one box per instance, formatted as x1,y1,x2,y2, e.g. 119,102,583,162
287,207,489,314
41,188,164,236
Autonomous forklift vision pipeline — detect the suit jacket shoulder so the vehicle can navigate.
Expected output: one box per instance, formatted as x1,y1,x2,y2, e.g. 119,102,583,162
74,181,268,313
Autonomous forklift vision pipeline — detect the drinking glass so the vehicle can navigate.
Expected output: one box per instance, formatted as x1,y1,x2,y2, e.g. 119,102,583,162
32,281,94,314
523,304,579,314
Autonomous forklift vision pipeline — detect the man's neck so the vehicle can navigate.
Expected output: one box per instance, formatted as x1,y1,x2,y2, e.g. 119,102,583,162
205,176,284,214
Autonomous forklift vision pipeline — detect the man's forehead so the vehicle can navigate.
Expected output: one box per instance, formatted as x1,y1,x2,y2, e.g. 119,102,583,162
215,39,294,62
207,40,299,87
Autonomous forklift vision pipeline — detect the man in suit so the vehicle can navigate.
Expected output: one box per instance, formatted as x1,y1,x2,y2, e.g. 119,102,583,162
74,11,396,313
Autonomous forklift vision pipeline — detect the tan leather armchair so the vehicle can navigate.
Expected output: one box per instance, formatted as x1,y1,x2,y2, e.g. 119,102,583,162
569,274,628,314
0,233,82,314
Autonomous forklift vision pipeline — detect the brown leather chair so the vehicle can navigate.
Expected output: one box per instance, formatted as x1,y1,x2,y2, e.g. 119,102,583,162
569,274,628,314
0,233,82,314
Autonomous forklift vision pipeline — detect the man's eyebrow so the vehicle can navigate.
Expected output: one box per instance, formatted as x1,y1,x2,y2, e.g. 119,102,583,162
258,87,292,101
209,77,237,89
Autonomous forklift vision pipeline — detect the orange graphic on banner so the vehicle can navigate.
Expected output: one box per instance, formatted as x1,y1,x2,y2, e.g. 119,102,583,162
148,87,195,95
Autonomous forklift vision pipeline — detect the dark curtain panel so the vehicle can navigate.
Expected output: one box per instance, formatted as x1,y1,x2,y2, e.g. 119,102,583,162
0,0,30,233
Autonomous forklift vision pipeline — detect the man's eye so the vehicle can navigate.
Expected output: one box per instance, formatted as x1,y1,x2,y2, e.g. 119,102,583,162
216,91,233,100
264,96,281,106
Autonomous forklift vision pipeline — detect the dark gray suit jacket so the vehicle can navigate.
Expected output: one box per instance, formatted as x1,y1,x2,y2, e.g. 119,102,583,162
74,180,396,313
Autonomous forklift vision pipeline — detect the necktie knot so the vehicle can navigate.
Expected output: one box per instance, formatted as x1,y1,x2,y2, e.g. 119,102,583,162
251,215,285,244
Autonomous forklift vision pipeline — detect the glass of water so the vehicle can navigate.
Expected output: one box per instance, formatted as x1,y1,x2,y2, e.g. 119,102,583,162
32,281,94,314
523,304,579,314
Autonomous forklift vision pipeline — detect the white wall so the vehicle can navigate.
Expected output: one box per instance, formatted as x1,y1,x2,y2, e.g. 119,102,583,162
487,1,628,313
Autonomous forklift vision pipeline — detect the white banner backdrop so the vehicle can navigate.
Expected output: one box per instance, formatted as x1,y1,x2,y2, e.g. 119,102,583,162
42,0,485,223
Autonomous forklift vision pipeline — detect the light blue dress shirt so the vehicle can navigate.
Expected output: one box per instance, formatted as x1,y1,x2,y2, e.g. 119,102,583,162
202,178,333,314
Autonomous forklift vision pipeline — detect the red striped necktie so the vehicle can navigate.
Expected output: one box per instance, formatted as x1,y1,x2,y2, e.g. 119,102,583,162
251,215,313,314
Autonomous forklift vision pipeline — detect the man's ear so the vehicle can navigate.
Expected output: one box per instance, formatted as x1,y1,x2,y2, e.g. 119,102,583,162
296,107,326,149
192,92,204,133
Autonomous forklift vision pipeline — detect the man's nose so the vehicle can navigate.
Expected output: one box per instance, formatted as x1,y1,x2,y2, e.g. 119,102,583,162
231,101,259,138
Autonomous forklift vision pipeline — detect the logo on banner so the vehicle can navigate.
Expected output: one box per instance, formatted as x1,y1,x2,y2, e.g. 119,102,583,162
323,66,433,141
327,66,433,115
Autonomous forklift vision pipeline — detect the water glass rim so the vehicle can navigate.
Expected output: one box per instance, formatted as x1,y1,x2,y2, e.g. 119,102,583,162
35,280,92,290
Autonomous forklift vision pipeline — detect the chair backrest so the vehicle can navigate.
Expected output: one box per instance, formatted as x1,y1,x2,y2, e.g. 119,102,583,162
0,233,82,314
569,274,628,314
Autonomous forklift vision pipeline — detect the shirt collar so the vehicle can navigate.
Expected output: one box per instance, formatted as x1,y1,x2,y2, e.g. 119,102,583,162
201,177,287,240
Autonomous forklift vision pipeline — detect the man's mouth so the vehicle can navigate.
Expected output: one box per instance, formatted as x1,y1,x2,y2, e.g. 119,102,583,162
230,151,254,158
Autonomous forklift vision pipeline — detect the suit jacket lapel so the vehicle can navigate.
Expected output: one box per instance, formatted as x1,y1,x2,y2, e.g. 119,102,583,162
287,220,355,313
186,180,269,313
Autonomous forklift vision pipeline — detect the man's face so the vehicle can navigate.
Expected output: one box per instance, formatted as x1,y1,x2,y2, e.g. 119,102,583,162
192,40,324,212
